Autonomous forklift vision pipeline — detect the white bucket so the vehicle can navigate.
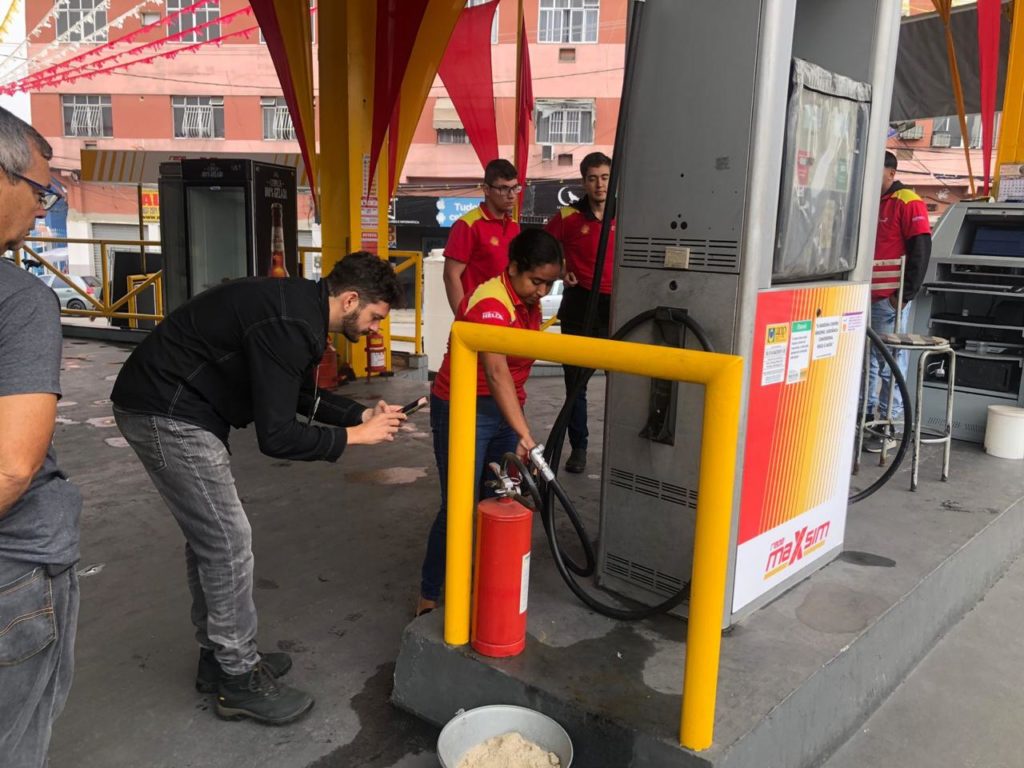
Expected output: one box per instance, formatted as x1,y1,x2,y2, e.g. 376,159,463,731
437,705,574,768
985,405,1024,460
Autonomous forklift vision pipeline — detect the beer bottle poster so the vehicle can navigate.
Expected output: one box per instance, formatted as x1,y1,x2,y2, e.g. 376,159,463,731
253,163,298,278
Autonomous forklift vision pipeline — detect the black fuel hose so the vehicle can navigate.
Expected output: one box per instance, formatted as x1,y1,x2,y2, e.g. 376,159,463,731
503,452,698,621
848,326,912,504
534,307,715,620
537,317,908,617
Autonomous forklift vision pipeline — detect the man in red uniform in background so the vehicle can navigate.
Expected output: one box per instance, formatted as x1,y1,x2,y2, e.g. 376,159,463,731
865,151,932,451
442,158,521,314
544,152,615,473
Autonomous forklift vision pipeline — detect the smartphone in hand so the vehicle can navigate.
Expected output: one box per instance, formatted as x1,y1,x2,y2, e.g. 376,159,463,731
401,396,429,415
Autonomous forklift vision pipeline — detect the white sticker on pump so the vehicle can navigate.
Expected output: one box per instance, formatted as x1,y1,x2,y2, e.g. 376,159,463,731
519,553,531,614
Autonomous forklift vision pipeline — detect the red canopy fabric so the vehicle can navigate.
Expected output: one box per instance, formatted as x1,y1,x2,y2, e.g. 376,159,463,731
515,15,534,189
368,0,432,198
977,0,1001,194
438,1,500,171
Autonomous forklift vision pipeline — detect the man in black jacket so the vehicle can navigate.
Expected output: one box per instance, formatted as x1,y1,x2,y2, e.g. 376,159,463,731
111,252,404,725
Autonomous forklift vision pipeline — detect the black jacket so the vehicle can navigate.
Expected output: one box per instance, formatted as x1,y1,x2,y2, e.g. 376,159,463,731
112,277,365,462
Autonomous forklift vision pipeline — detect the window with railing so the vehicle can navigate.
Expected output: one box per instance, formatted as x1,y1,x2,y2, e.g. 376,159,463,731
57,0,108,42
931,114,984,149
538,0,599,44
261,97,296,140
437,128,470,144
167,0,220,43
172,96,225,139
536,99,595,144
61,94,113,137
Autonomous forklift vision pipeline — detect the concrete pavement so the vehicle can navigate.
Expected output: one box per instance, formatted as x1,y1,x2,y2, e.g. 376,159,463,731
823,552,1024,768
43,337,1024,767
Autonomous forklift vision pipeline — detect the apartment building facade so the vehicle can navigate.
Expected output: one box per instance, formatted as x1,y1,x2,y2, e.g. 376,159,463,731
11,0,625,274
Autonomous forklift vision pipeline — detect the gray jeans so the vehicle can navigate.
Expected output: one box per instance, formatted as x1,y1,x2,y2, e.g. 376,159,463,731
113,408,260,675
0,562,79,768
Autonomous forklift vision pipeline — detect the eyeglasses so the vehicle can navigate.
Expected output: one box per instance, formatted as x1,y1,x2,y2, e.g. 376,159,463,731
11,172,64,211
488,183,522,196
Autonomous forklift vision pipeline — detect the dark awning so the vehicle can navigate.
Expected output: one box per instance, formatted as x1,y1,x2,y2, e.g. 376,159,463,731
892,0,1014,121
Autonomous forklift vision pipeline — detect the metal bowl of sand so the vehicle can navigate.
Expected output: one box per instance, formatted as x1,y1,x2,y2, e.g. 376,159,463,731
437,704,573,768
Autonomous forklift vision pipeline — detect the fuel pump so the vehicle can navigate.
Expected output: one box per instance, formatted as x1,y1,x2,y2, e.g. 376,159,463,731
541,0,904,628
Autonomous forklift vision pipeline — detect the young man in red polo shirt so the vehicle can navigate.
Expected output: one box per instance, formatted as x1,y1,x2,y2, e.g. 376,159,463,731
544,152,615,473
442,158,521,314
865,151,932,451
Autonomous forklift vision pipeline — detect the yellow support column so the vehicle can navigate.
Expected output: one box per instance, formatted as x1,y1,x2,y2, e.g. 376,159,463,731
317,1,392,379
996,0,1024,194
317,1,359,273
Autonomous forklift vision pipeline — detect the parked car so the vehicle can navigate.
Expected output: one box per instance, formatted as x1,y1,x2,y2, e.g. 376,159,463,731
540,279,564,323
36,273,99,310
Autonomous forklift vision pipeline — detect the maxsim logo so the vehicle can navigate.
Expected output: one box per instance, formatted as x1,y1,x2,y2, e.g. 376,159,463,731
763,522,830,579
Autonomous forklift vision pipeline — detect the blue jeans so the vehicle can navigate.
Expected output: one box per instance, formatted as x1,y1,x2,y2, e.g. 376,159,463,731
558,285,611,451
420,394,519,601
114,408,260,676
0,562,79,768
868,297,912,419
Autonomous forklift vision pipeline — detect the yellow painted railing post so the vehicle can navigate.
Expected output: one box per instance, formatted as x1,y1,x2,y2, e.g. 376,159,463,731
438,322,744,747
444,323,479,646
680,360,744,750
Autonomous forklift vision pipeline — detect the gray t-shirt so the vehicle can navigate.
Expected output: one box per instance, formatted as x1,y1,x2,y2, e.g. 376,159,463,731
0,259,81,569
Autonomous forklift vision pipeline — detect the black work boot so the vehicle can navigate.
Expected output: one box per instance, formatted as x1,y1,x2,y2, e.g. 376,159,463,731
565,448,587,474
216,666,314,725
196,647,293,694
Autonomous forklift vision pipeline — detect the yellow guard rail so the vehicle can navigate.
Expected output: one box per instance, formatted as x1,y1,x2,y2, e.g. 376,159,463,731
443,321,744,751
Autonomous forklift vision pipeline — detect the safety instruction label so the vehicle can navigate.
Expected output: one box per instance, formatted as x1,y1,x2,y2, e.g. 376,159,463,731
520,553,531,614
813,316,841,360
761,324,789,386
842,310,865,332
786,320,812,384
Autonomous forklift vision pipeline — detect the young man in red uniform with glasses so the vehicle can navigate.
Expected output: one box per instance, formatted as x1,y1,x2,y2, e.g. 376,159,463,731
544,152,615,473
442,159,521,314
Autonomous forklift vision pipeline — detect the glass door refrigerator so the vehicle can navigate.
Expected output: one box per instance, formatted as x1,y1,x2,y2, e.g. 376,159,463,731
158,158,298,313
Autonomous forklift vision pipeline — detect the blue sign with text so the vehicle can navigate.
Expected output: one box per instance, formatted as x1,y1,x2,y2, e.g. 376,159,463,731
435,197,480,228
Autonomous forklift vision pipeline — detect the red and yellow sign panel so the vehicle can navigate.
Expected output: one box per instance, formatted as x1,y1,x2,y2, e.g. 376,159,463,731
732,283,868,611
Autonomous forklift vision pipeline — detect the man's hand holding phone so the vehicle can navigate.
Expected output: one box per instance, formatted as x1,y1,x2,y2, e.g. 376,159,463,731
350,400,406,445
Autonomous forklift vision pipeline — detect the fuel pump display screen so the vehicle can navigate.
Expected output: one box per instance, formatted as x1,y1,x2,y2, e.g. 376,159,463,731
773,58,871,282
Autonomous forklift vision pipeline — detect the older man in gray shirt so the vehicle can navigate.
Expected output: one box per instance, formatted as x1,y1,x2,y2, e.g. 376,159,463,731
0,107,81,768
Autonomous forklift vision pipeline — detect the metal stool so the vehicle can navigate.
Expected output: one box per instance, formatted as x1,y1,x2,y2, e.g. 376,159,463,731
877,332,955,491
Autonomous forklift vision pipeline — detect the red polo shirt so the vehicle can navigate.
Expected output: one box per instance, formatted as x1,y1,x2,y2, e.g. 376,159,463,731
444,203,520,298
873,184,931,301
431,272,540,404
544,198,615,294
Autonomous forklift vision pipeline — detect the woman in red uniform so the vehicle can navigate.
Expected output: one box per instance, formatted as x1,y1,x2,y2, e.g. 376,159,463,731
418,229,563,615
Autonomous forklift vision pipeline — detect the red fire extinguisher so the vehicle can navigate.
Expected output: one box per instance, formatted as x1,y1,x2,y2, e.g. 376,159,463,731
365,330,387,380
471,493,533,658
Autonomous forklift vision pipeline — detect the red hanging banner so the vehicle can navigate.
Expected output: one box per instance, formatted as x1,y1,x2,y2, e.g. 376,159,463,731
368,0,432,198
438,1,500,171
515,15,533,190
977,0,1001,195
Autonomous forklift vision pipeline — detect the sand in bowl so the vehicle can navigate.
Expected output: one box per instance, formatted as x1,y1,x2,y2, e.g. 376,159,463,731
456,731,561,768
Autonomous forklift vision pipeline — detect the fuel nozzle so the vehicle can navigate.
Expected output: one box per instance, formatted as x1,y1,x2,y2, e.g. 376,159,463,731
485,461,521,498
528,444,555,482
